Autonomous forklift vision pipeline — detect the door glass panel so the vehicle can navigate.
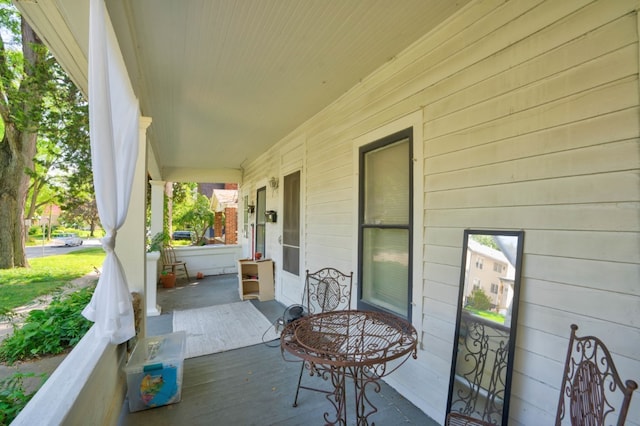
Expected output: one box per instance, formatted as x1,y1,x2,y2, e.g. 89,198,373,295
256,187,266,257
243,195,249,238
283,171,300,275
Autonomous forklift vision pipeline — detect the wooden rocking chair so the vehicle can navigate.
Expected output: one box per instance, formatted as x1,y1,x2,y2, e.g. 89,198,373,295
161,245,190,281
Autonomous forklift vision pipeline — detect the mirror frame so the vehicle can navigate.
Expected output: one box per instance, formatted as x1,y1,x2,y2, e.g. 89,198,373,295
446,229,525,425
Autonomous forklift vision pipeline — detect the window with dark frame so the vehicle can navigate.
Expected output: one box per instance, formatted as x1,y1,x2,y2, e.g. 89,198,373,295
357,128,413,319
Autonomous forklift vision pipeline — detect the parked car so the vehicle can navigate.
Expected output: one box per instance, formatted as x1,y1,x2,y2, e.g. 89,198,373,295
52,232,83,247
172,230,194,241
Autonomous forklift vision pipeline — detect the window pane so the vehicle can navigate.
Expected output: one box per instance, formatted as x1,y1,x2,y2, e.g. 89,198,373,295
361,228,409,316
364,139,409,224
283,246,300,276
283,171,300,275
243,195,249,238
256,187,266,256
283,172,300,246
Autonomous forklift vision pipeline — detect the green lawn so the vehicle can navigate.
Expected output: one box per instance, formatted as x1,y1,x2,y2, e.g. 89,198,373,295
464,307,506,324
25,228,105,246
0,248,105,314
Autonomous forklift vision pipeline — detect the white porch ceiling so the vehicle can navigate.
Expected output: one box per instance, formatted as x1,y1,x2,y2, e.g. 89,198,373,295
14,0,471,182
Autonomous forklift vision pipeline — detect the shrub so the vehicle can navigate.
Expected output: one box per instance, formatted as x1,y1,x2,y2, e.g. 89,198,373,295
0,286,95,365
0,372,46,425
467,287,492,311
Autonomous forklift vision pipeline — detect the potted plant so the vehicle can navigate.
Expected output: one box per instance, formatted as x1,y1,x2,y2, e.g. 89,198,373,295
159,270,176,288
147,231,169,253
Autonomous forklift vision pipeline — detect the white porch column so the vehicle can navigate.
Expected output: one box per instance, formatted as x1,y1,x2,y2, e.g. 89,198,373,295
115,116,152,334
149,180,165,236
147,179,165,316
145,251,161,316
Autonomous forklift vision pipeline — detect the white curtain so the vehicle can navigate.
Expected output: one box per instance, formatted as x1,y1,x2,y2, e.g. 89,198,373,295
82,0,140,344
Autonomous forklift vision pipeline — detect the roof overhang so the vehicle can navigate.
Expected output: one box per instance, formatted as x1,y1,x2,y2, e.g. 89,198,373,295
14,0,471,182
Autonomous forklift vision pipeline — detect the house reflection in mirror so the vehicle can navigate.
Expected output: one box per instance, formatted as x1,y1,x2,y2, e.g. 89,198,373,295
447,230,524,426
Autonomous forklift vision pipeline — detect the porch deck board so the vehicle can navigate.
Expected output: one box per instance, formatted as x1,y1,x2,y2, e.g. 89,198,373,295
118,274,437,425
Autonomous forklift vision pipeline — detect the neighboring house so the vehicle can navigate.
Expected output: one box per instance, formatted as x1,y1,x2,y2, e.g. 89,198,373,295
40,204,61,226
210,189,238,245
190,183,239,244
463,239,514,314
12,1,639,425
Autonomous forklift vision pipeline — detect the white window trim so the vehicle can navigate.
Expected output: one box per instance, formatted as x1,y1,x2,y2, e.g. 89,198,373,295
352,110,424,337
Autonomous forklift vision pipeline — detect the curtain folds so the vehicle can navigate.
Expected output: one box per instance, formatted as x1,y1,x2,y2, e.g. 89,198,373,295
82,0,140,344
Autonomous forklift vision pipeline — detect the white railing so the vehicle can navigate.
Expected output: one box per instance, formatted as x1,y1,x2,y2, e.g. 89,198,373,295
13,244,243,425
12,327,127,425
170,244,241,276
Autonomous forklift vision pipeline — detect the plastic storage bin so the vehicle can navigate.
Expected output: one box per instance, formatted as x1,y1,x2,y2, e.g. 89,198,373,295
124,331,186,412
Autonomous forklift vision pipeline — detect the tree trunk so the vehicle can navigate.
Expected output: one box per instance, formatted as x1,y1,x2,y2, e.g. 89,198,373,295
0,130,36,268
0,19,47,268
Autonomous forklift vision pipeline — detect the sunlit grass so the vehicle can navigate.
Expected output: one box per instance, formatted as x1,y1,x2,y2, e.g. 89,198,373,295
464,307,506,324
0,248,105,314
25,228,105,246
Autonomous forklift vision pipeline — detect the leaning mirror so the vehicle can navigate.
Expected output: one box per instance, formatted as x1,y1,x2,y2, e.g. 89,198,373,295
446,230,525,425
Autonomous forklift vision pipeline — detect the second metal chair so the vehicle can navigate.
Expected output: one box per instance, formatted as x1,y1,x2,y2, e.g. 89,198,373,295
555,324,637,426
292,267,353,407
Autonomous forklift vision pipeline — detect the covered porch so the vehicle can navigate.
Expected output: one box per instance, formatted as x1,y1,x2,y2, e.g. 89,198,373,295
118,274,437,425
10,0,640,425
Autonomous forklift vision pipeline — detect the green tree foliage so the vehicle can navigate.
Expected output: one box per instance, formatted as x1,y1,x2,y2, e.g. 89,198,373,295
25,141,61,222
172,182,196,204
25,69,95,236
37,62,96,234
471,234,499,250
174,193,214,243
0,1,59,268
0,2,96,267
467,287,492,311
48,71,97,233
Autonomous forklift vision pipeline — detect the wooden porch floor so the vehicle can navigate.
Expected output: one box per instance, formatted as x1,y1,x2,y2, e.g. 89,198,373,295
117,274,438,425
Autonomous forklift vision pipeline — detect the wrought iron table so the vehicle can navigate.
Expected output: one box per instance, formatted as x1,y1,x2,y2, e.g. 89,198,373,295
281,310,418,425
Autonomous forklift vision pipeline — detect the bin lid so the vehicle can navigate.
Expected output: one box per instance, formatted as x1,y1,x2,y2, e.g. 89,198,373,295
126,331,186,369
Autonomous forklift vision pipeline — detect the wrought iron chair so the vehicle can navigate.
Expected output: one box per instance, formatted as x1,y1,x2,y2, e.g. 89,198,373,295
292,267,353,407
555,324,638,426
447,313,509,426
160,245,190,281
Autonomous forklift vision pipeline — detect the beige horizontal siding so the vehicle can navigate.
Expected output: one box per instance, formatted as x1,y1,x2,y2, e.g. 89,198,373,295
426,108,639,175
427,77,638,153
426,203,640,231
